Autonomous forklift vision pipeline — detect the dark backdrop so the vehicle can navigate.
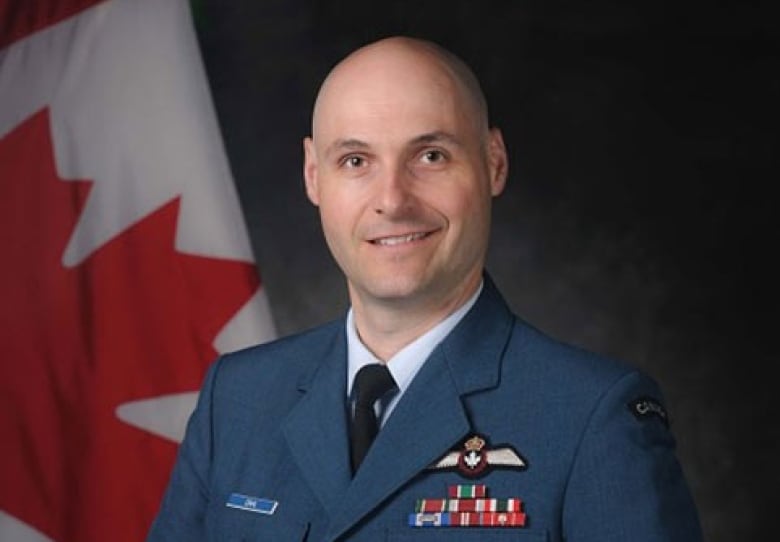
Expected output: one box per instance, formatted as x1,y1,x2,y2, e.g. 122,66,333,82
194,1,776,540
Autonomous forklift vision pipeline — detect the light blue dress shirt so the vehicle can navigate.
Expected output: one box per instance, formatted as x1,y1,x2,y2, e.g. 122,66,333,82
345,281,483,425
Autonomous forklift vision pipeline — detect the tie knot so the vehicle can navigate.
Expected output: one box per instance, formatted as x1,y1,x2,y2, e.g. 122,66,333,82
353,363,396,408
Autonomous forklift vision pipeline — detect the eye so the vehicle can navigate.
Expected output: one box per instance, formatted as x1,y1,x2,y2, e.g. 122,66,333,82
420,149,446,164
340,155,366,169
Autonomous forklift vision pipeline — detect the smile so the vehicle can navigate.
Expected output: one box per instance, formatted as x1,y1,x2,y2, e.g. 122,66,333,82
371,231,430,246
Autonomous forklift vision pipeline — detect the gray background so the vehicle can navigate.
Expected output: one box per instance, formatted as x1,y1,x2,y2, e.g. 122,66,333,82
194,1,776,540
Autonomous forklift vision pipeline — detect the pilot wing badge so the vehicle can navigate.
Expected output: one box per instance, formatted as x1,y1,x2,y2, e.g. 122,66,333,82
428,434,527,478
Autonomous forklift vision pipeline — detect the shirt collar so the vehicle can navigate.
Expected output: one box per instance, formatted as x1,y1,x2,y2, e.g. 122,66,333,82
346,280,483,404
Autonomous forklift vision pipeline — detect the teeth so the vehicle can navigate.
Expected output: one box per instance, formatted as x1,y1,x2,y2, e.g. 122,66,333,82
375,232,427,246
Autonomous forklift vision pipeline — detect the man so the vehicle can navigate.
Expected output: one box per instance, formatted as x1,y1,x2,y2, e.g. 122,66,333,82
148,36,703,541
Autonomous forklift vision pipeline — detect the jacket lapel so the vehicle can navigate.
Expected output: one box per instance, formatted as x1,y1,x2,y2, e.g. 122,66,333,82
325,347,470,540
282,325,352,518
325,275,515,540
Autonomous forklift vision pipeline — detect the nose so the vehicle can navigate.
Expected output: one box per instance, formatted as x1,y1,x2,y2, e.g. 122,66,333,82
373,163,413,216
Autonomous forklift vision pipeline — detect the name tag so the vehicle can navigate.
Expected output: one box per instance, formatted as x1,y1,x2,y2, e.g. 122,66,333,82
225,493,278,515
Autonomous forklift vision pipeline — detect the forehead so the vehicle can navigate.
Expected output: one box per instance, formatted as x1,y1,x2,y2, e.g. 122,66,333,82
312,45,477,146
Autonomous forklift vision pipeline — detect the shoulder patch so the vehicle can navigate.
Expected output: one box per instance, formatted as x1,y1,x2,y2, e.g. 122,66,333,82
628,396,669,427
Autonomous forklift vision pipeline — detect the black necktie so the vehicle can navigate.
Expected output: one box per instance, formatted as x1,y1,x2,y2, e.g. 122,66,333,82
350,363,396,473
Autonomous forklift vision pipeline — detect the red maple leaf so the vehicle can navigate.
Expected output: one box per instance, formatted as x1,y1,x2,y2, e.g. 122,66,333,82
0,109,260,541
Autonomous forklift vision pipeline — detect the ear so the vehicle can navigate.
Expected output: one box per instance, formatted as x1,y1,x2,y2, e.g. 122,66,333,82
303,137,320,206
486,128,508,197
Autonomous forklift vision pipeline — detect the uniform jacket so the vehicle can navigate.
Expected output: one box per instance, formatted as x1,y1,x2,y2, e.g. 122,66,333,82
147,275,703,541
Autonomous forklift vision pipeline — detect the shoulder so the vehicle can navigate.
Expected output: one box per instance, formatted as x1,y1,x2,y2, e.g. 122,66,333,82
223,318,343,367
203,319,344,403
505,317,663,405
455,275,659,401
512,319,635,379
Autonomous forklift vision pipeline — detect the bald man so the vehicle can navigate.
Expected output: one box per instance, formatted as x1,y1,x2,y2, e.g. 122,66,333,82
148,37,703,541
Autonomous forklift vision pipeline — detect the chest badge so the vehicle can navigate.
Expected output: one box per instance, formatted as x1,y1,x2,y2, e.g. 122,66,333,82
428,434,527,478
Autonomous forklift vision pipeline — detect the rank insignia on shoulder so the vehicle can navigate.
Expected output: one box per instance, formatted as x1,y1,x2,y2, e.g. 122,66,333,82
428,434,527,478
628,396,669,427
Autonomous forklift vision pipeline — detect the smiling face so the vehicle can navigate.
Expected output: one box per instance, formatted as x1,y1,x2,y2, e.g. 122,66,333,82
304,38,507,314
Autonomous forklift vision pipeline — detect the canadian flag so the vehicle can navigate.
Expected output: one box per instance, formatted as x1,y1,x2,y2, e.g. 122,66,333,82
0,0,275,541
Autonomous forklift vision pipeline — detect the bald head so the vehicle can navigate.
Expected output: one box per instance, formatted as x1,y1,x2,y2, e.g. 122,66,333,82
301,35,508,331
311,37,490,141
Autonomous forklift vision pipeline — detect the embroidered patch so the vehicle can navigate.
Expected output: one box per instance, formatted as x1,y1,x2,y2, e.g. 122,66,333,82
428,434,526,479
628,396,669,427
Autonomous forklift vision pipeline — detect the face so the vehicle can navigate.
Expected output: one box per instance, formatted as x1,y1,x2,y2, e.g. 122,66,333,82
304,42,507,312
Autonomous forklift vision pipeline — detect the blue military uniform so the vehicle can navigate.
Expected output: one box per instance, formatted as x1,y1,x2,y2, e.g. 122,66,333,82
148,275,703,541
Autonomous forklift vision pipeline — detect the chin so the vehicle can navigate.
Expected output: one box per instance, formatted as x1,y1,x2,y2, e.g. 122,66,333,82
358,274,431,303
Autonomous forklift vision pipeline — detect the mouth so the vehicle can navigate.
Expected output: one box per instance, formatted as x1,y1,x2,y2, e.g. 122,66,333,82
369,231,433,246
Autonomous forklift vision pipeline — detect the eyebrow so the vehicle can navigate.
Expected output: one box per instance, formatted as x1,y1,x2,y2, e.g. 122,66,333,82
324,138,369,159
324,131,463,159
409,131,464,148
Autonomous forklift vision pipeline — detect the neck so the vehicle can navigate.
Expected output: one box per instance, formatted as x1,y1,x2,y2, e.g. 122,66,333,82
349,276,481,361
